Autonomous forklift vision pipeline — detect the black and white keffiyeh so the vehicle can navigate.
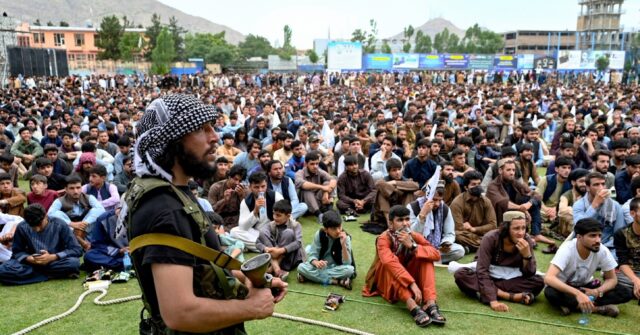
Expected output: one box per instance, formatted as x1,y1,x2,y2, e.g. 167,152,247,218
134,94,218,181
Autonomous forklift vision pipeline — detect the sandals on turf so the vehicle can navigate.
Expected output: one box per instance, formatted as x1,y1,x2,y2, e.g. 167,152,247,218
542,244,558,254
411,307,431,327
278,271,289,282
424,304,446,325
338,277,352,290
509,292,535,305
297,273,306,283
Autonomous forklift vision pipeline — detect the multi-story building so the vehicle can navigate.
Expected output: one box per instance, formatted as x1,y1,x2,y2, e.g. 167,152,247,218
15,22,145,70
577,0,625,50
502,30,579,55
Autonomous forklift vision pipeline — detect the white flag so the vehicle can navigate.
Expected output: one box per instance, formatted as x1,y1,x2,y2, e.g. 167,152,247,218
429,123,437,140
424,166,441,200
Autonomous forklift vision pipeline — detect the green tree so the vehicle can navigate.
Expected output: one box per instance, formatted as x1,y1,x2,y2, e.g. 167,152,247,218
96,15,123,60
169,16,187,61
59,21,69,27
381,40,392,54
350,19,378,53
145,13,163,59
119,32,144,61
306,49,319,64
596,55,610,73
279,25,296,60
46,21,54,26
402,25,414,53
351,29,367,44
413,31,432,53
238,34,274,59
151,28,176,74
184,31,238,67
459,24,504,53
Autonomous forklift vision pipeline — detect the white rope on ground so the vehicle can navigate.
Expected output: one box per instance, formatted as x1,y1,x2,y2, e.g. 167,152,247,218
273,313,375,335
10,288,373,335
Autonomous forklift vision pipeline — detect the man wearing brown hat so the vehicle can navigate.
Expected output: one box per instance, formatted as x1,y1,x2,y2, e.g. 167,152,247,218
453,211,544,312
127,95,287,334
544,217,632,317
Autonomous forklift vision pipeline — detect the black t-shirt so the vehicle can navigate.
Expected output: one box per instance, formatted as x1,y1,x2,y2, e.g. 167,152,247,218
129,185,205,320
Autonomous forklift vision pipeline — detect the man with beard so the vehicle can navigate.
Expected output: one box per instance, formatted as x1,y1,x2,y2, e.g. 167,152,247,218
615,197,640,302
591,150,615,188
295,151,336,217
336,137,369,176
515,144,539,187
200,156,230,197
544,218,632,317
370,158,420,230
231,172,284,252
481,147,522,190
608,139,629,175
574,172,626,253
266,160,307,220
450,171,497,252
486,159,558,254
558,169,589,238
127,95,286,334
535,156,573,233
440,161,461,206
513,126,545,167
48,175,105,250
273,133,294,165
336,156,376,214
615,154,640,204
208,165,247,230
453,211,544,312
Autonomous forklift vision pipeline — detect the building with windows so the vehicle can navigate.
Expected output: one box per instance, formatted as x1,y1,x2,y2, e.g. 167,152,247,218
15,22,145,70
502,30,579,55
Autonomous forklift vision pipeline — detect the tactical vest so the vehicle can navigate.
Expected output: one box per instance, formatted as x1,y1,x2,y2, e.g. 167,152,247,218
126,177,248,335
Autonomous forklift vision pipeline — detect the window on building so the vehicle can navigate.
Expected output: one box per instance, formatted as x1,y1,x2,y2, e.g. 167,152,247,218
54,33,65,46
33,32,45,44
75,34,85,46
505,33,516,40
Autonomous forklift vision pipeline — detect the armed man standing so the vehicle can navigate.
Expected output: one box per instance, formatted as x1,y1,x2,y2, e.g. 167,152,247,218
126,95,287,334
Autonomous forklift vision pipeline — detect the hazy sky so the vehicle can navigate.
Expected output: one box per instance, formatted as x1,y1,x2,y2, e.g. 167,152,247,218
157,0,640,49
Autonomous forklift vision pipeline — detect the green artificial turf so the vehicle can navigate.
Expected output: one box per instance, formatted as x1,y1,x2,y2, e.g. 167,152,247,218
1,180,638,335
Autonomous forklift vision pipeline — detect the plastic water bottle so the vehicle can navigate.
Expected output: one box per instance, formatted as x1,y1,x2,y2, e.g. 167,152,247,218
259,192,266,217
578,295,595,326
123,252,132,273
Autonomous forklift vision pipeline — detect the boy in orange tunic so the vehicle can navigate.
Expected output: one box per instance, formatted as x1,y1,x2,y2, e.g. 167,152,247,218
362,205,446,327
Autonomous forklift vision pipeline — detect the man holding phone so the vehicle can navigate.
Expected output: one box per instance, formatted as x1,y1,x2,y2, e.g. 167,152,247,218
0,204,83,285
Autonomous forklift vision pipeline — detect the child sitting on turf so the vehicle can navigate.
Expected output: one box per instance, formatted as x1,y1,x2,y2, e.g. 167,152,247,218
27,174,59,211
297,210,355,290
256,200,304,281
205,212,245,262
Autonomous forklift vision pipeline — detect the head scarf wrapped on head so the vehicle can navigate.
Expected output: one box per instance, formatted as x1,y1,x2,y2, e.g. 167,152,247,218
134,94,218,182
76,152,96,172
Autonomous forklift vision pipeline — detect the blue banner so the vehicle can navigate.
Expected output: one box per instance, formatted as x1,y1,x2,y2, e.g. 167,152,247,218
468,55,493,70
419,54,444,69
392,53,420,69
494,55,518,70
363,53,393,70
442,54,469,69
